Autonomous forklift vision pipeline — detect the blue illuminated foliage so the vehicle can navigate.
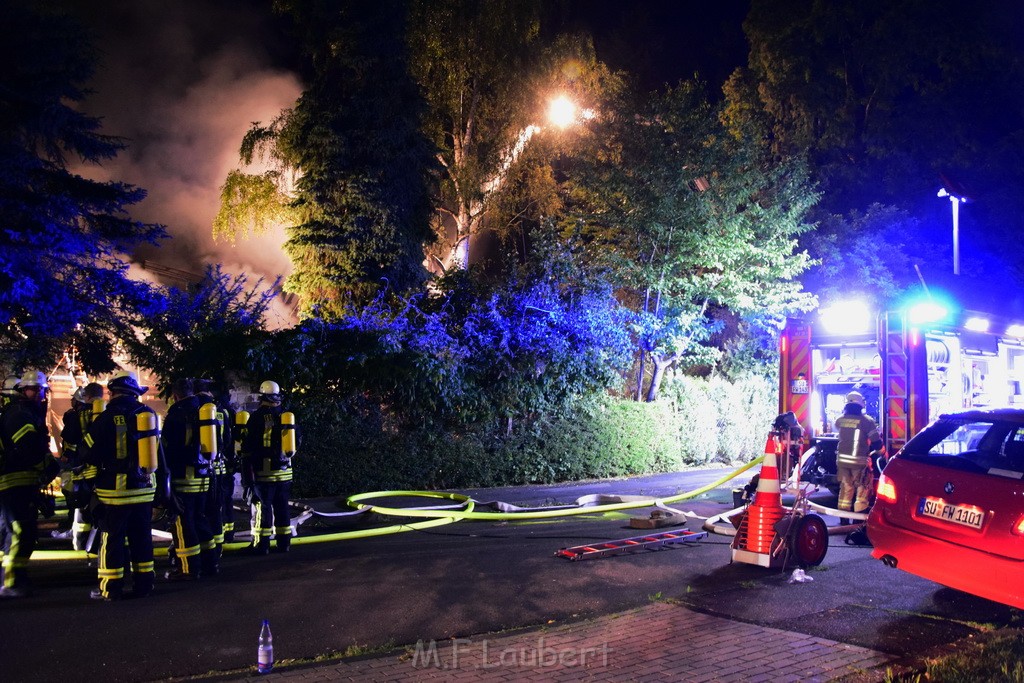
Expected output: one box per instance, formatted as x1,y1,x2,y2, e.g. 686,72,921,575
123,266,278,394
0,4,167,372
251,221,632,430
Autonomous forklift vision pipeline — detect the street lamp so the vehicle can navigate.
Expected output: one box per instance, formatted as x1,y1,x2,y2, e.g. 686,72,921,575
937,181,969,276
456,95,588,269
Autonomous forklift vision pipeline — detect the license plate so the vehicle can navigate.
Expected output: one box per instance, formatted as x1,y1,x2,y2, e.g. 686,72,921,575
918,497,985,530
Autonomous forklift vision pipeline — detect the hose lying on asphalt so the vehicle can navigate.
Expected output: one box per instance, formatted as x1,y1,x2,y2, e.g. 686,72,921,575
30,457,764,560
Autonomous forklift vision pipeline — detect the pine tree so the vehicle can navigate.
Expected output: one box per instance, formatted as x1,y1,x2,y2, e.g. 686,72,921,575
0,3,166,372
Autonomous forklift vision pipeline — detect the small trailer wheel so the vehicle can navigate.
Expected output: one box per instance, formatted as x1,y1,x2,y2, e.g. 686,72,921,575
792,513,828,567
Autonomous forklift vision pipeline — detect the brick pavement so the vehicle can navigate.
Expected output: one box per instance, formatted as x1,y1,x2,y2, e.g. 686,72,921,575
240,601,897,683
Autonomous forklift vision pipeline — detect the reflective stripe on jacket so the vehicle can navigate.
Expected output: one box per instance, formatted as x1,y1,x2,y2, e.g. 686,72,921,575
836,413,881,468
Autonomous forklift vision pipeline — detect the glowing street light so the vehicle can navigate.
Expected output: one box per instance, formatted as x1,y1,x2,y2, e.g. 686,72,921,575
546,94,596,129
456,94,591,270
938,176,970,276
547,95,577,128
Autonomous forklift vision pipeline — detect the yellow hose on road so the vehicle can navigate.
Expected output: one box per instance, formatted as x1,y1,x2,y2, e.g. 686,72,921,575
28,459,762,561
344,457,764,521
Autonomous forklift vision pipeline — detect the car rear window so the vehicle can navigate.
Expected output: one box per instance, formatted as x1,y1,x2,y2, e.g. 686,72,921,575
899,418,1024,476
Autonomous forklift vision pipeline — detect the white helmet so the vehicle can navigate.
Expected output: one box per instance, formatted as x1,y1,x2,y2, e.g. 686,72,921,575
2,375,19,396
845,391,866,407
19,369,48,390
259,380,280,395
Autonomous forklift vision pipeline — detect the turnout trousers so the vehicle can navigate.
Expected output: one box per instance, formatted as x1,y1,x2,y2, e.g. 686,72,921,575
219,472,236,541
253,480,292,551
170,490,214,576
96,501,154,599
0,486,39,591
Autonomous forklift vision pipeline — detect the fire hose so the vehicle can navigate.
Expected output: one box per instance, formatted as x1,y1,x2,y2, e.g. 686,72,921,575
28,458,765,561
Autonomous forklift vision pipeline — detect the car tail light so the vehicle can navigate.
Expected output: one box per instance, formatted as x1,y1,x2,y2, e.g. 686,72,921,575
876,474,897,503
1013,515,1024,537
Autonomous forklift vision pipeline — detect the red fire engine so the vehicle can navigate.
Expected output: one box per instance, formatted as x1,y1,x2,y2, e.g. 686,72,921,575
779,298,1024,489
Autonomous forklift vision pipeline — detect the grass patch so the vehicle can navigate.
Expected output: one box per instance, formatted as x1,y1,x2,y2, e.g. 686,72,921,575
886,631,1024,682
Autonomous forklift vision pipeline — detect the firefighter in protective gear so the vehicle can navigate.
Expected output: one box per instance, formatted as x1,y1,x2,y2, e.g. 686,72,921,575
163,378,215,579
82,371,159,600
0,370,58,598
1,375,19,408
195,378,231,565
835,391,885,512
60,382,105,551
232,409,249,542
195,379,236,544
241,380,297,554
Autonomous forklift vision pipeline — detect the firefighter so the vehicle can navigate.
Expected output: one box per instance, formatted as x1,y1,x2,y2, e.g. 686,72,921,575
83,371,160,600
195,379,231,563
835,391,884,512
0,370,58,598
163,377,215,579
60,383,104,551
0,375,16,556
241,380,297,554
1,375,20,407
231,405,249,543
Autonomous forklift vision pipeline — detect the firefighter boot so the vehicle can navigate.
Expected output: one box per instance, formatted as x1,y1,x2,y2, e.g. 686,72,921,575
201,547,221,577
132,569,154,598
252,537,271,555
275,535,291,554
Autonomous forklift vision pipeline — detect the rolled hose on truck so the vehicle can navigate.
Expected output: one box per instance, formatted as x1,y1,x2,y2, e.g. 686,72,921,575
29,457,766,562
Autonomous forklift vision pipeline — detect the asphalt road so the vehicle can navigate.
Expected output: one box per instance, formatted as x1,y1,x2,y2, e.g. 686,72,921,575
2,468,1017,682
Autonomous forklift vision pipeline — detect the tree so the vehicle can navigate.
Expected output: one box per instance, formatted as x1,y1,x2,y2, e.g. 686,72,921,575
121,266,278,395
215,0,436,319
0,3,166,372
569,82,817,401
406,0,547,272
723,0,1024,291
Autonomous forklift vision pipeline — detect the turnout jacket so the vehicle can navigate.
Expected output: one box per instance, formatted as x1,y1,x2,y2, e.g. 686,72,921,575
836,404,883,468
241,404,295,484
83,395,158,505
0,398,52,491
61,405,98,481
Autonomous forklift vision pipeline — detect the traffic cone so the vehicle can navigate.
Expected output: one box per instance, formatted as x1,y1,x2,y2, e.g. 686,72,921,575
744,448,785,554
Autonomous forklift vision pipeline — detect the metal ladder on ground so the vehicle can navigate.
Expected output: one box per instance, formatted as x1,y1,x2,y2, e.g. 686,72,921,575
555,529,707,561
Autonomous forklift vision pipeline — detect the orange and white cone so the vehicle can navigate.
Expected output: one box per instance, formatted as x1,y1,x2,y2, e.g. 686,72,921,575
744,449,785,554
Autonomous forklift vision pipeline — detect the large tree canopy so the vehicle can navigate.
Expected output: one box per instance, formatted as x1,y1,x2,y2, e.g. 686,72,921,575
724,0,1024,298
216,0,436,319
566,82,817,400
0,3,166,372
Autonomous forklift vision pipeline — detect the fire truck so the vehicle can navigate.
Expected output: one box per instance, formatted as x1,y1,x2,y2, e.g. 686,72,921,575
778,297,1024,491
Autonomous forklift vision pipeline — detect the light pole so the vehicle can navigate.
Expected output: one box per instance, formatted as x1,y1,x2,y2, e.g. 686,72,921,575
937,186,968,275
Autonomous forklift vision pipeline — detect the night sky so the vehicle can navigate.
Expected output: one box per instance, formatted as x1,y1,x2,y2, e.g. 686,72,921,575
67,0,749,318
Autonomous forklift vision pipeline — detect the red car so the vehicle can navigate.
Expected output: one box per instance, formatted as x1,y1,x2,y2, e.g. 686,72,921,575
868,408,1024,609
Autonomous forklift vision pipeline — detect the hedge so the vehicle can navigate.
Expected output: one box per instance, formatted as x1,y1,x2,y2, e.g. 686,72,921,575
291,372,777,497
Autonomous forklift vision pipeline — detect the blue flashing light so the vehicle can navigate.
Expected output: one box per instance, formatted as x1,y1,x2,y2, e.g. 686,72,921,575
964,316,989,332
819,300,873,335
908,301,948,325
1007,324,1024,338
